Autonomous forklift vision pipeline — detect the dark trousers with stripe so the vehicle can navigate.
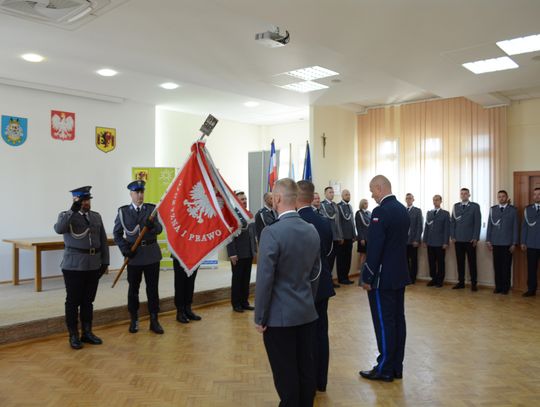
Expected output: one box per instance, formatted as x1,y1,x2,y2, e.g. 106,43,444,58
492,245,512,293
406,245,418,283
336,239,353,282
314,299,330,390
367,288,406,377
263,321,316,407
62,269,101,331
231,257,253,308
526,248,540,292
427,246,446,285
127,262,160,314
454,241,477,285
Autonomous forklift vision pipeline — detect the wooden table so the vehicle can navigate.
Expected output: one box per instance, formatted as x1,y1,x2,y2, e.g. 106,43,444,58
2,236,116,292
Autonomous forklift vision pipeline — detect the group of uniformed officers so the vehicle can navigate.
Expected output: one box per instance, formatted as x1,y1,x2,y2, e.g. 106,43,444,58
315,185,540,297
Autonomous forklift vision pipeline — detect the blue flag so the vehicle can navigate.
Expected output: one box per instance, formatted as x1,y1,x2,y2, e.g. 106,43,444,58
302,141,312,181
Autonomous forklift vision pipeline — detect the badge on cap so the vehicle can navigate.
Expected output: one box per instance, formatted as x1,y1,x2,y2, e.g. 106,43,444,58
70,186,92,199
127,180,146,192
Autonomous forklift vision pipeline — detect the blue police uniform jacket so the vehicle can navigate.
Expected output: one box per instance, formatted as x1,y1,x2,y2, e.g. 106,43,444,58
361,195,411,289
451,201,481,241
423,208,450,247
521,204,540,249
298,206,336,302
486,204,518,246
113,203,163,266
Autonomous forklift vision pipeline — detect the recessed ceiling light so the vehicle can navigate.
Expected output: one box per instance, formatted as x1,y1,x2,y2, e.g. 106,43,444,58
497,34,540,56
462,56,519,74
244,101,259,107
160,82,180,90
284,66,339,81
279,81,329,93
21,53,45,63
96,68,118,77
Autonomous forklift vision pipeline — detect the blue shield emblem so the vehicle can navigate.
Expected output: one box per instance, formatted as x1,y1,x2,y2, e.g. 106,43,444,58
2,115,28,147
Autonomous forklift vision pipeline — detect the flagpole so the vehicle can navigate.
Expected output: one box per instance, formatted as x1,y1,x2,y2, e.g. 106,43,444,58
112,115,218,288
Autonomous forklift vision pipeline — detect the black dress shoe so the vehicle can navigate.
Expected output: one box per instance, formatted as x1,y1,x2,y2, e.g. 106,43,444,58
241,305,255,311
522,291,536,297
80,331,103,345
452,283,465,289
471,284,478,292
69,333,83,350
333,283,341,288
435,283,444,288
359,369,393,382
427,281,435,287
176,310,189,324
316,386,326,392
185,306,202,321
129,319,139,333
149,313,164,334
501,290,509,295
394,371,403,379
339,280,354,285
493,289,501,294
233,306,244,313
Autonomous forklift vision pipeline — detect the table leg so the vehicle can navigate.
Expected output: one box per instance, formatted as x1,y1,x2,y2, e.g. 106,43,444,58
34,246,42,292
12,245,19,285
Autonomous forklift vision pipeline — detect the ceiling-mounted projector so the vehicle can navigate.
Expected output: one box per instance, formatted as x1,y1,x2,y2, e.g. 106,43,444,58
255,26,290,48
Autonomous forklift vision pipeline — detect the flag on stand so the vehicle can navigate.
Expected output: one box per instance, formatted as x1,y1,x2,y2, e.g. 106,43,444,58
156,141,252,275
288,143,295,180
302,141,312,181
267,139,278,191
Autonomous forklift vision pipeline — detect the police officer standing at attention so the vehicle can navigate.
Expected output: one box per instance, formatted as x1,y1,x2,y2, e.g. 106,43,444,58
254,192,276,243
336,189,357,284
405,193,423,284
113,180,164,334
320,186,343,287
54,186,109,350
226,191,257,312
486,190,518,295
359,175,410,382
521,187,540,297
423,195,450,287
451,188,482,291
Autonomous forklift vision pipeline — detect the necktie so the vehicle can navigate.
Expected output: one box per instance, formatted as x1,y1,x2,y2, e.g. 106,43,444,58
82,213,89,225
136,207,141,213
537,205,539,213
500,206,504,213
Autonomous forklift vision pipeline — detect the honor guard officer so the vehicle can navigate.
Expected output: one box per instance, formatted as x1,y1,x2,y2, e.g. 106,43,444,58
450,188,482,291
54,186,109,350
254,192,276,243
486,190,518,295
423,195,450,287
336,189,357,284
113,180,164,334
520,187,540,297
359,175,410,382
320,186,343,287
405,193,423,284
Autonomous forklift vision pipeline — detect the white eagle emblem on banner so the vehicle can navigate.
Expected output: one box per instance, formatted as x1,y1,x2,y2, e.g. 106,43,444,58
184,182,216,223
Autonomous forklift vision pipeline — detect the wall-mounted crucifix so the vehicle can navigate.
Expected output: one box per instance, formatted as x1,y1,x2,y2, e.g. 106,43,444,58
322,132,327,158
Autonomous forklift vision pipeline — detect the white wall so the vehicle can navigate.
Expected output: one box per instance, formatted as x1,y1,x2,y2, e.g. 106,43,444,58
0,84,155,282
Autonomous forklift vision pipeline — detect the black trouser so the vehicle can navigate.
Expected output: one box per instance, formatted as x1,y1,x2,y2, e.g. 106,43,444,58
492,245,512,293
173,259,198,308
314,299,329,390
406,245,418,283
263,321,316,407
427,246,446,285
454,241,477,285
231,257,252,308
367,288,406,377
62,269,101,332
336,239,353,282
127,262,160,314
526,248,540,292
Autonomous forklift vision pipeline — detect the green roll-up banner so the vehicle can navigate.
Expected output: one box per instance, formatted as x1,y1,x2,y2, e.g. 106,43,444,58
132,167,176,270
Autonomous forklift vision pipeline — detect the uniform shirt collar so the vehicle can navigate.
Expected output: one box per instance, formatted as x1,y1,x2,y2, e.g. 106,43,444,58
380,194,394,204
499,204,508,209
131,203,142,211
278,209,297,219
297,205,311,212
264,204,272,211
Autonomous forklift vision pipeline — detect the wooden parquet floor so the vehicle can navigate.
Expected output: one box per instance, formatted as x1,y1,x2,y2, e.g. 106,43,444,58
1,283,540,407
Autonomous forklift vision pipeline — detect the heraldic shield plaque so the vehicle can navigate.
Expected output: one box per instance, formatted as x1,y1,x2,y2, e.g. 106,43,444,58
96,126,116,153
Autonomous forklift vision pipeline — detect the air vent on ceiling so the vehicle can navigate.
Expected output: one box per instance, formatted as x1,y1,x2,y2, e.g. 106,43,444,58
0,0,124,28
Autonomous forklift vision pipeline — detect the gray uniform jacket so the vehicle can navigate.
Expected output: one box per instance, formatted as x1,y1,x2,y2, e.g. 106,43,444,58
355,209,371,241
423,209,450,247
407,206,423,244
54,209,110,271
113,203,163,266
486,205,518,246
451,201,482,242
521,204,540,249
337,201,357,240
255,212,320,327
320,199,343,241
227,221,257,259
254,206,276,242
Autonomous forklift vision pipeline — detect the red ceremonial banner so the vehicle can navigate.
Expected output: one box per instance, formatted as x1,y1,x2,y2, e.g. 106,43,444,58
157,142,242,273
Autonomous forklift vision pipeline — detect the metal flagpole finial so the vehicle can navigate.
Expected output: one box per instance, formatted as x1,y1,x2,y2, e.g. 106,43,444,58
199,114,219,141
